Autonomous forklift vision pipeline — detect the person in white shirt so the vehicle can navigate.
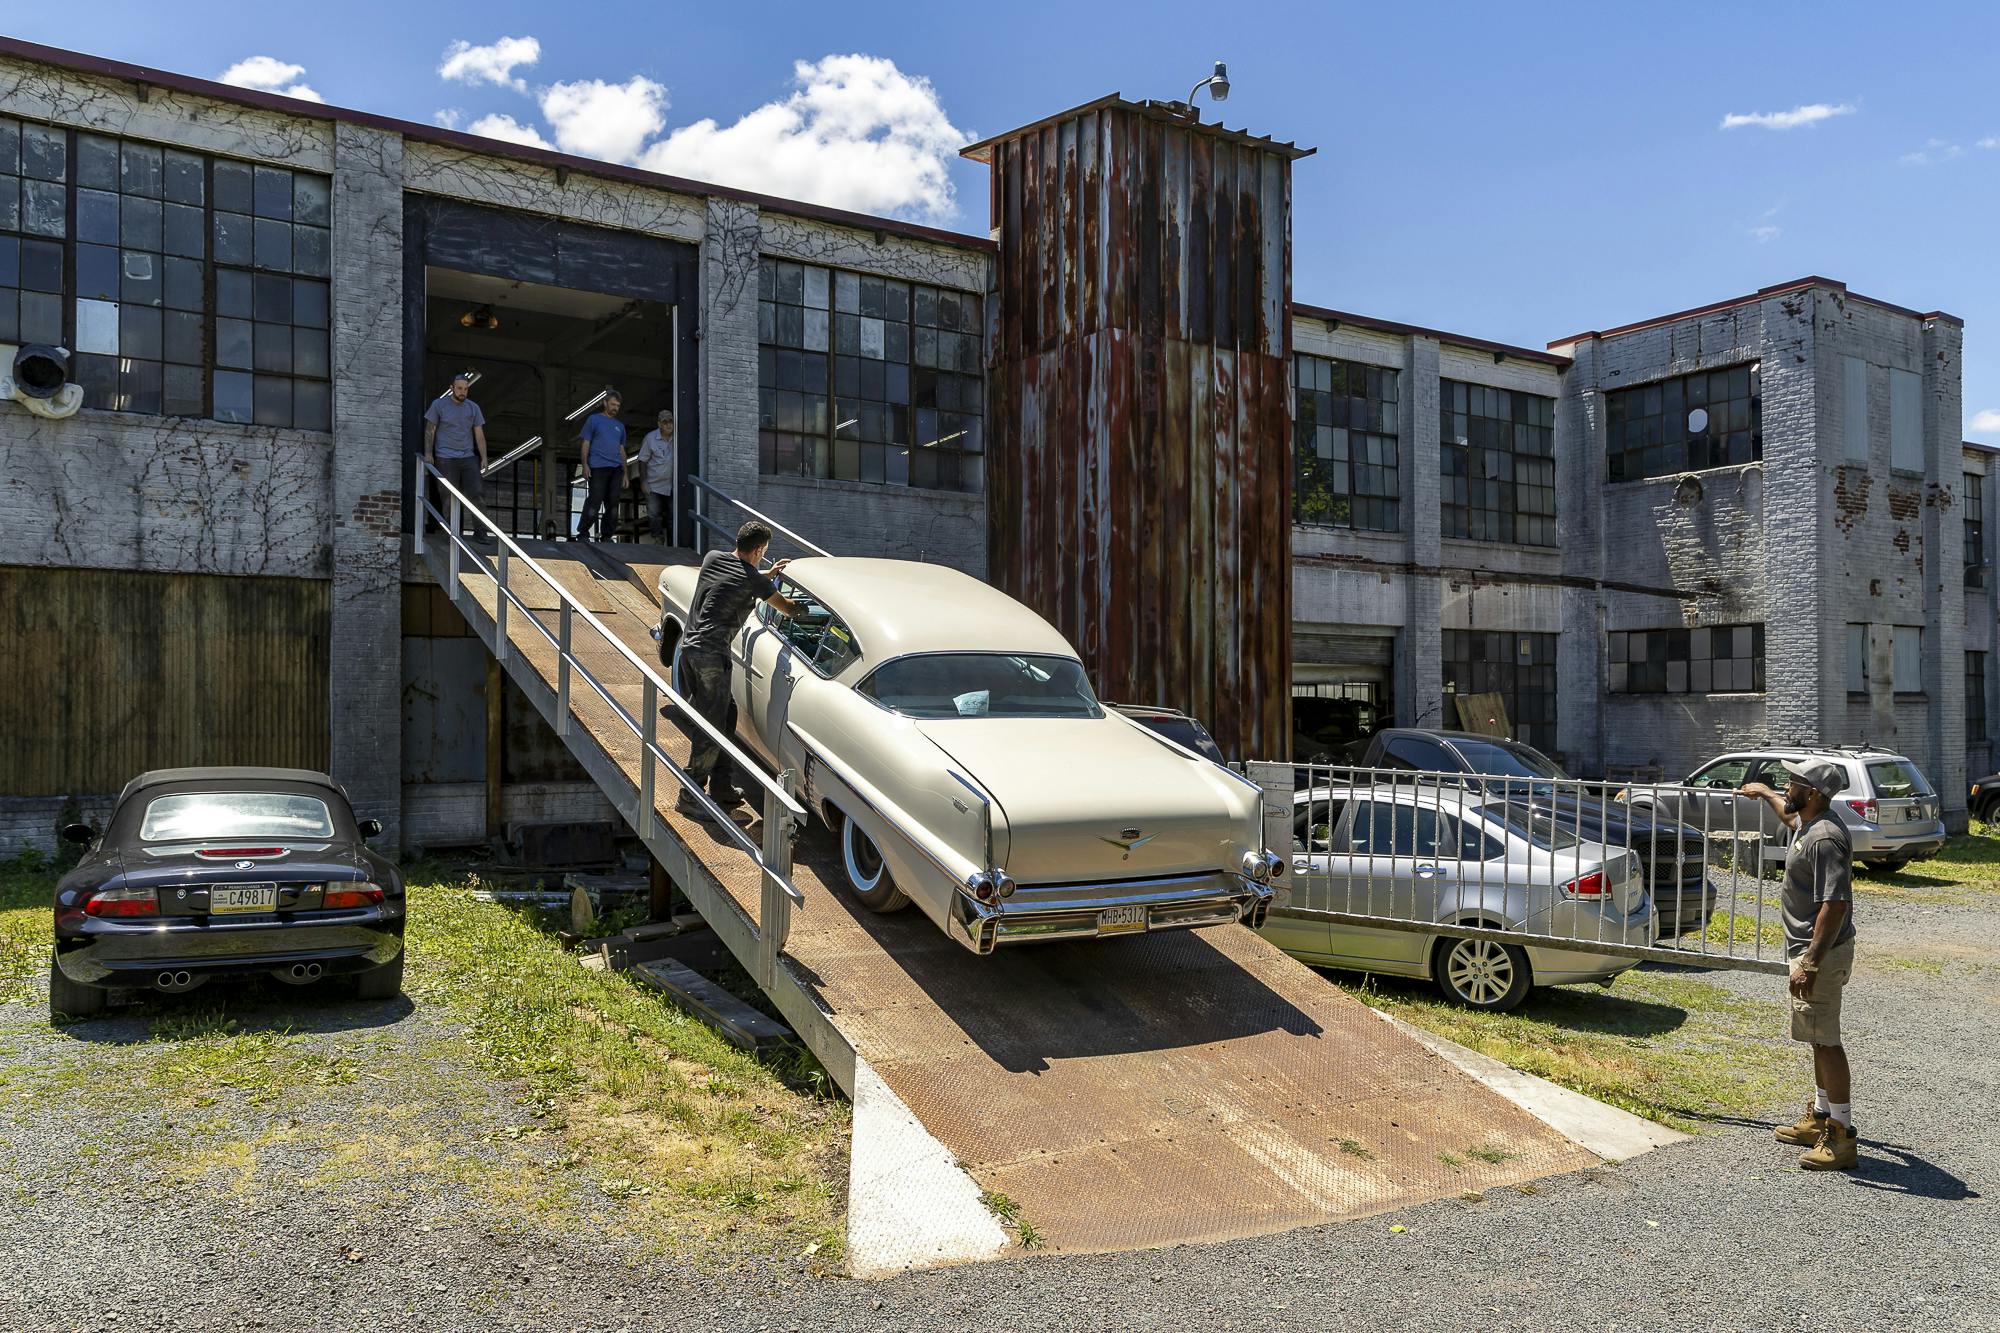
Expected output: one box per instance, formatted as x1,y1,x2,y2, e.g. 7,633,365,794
630,409,678,544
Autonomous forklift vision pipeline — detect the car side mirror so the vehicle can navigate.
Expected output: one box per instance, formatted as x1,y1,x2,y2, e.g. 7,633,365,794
60,822,95,846
358,818,384,839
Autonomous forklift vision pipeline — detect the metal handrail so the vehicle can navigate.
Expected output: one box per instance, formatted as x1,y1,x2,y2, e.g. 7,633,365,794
480,435,547,478
412,456,807,909
688,476,833,558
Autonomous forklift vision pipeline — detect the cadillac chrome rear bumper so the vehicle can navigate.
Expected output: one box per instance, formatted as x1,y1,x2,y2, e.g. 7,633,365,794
947,872,1274,955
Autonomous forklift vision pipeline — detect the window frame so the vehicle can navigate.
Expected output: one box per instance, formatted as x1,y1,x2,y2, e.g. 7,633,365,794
1968,651,1988,743
1440,629,1559,755
1607,623,1765,696
755,256,984,495
0,113,332,429
1292,351,1401,533
1605,362,1762,484
1965,471,1986,586
1439,378,1557,547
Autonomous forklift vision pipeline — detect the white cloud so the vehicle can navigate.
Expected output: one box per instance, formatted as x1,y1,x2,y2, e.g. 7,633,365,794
638,54,970,221
217,55,323,103
433,108,463,130
1901,138,1963,166
1719,102,1854,131
1978,137,2000,150
439,36,541,93
466,114,554,150
1749,224,1781,243
539,76,669,163
1970,409,2000,436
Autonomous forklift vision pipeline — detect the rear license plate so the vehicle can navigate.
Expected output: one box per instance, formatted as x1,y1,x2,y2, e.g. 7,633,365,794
1097,904,1146,933
210,884,278,914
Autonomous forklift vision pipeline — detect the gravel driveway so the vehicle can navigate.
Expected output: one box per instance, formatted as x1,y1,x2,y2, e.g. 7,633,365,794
3,883,1993,1333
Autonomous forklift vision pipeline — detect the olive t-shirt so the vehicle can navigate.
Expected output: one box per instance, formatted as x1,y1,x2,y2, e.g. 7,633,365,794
683,551,775,654
1781,812,1857,956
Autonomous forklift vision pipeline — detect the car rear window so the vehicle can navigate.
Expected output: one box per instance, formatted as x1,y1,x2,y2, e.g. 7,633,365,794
1486,803,1585,850
139,792,336,841
1867,760,1933,799
1449,739,1571,780
861,654,1102,719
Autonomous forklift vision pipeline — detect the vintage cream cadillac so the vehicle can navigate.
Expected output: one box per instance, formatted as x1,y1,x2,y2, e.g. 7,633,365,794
655,556,1279,954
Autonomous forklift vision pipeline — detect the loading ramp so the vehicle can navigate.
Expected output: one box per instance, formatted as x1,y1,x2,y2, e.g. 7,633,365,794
412,461,1613,1270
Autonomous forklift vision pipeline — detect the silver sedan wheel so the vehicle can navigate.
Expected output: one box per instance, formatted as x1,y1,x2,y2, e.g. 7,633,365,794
1445,938,1517,1006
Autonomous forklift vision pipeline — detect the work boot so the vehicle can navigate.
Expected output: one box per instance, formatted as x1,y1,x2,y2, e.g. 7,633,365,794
1774,1101,1829,1146
673,791,715,823
710,784,751,810
1798,1119,1859,1171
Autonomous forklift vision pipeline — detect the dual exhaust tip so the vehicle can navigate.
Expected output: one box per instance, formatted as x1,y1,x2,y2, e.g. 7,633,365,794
153,962,323,990
287,962,324,982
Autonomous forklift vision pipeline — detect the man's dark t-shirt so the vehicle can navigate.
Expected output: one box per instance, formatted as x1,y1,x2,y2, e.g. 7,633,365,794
684,551,775,654
1781,811,1857,956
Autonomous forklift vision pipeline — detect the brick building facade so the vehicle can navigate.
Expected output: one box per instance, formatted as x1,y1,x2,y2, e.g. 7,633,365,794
0,38,1986,850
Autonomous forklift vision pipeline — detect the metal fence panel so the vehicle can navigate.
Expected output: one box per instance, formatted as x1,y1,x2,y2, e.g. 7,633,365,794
1256,762,1793,975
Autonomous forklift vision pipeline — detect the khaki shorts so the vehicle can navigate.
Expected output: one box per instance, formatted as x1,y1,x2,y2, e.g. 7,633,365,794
1789,937,1856,1046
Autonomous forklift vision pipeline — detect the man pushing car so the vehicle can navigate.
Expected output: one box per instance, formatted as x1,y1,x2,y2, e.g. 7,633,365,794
673,521,798,822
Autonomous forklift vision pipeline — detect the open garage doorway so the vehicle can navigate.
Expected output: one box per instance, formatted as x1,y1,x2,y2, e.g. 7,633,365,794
402,199,699,544
1292,626,1396,764
423,269,674,541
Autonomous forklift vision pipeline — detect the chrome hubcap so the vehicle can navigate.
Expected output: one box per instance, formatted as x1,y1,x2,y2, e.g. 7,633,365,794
1447,940,1515,1005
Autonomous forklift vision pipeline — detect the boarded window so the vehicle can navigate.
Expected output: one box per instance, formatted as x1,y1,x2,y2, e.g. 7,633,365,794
1889,368,1923,473
1842,356,1869,463
0,566,329,795
1846,624,1868,694
1892,625,1923,693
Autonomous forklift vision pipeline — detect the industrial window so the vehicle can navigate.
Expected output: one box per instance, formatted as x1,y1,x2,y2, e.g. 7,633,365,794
0,115,332,429
1847,624,1869,694
756,257,983,494
1440,629,1557,755
1608,624,1764,695
1293,353,1400,532
1440,380,1556,546
1969,652,1989,743
1965,472,1986,586
1605,363,1760,483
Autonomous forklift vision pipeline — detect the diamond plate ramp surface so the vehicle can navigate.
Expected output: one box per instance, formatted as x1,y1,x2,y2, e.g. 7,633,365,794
441,550,1604,1255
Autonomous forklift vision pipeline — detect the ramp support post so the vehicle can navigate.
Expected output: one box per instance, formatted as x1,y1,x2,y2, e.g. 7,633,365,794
638,679,659,840
556,603,573,738
493,545,510,664
447,493,462,592
411,453,426,556
758,768,796,988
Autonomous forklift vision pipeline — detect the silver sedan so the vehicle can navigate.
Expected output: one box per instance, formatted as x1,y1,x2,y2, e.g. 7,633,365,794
1259,785,1659,1011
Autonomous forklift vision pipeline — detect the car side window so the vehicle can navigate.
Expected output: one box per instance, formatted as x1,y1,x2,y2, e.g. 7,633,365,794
1745,758,1792,790
1294,799,1345,853
1381,735,1459,773
1690,757,1751,789
766,580,862,678
1342,802,1444,858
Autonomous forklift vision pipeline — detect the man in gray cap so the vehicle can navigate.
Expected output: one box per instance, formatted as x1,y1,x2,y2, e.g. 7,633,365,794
1739,757,1859,1171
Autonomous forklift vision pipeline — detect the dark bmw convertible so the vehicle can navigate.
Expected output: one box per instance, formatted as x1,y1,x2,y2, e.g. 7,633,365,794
49,767,406,1019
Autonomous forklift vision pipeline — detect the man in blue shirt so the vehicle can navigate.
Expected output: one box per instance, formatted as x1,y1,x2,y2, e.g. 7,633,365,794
423,372,490,543
575,390,628,542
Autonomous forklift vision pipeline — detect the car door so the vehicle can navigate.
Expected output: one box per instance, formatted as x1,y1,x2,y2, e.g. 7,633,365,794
742,578,860,769
1318,797,1438,971
1740,758,1795,840
1678,755,1754,835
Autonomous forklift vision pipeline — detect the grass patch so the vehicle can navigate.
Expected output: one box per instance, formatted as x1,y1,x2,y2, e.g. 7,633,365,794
1697,910,1786,952
1436,1151,1463,1169
979,1188,1043,1249
1353,965,1794,1133
0,857,850,1265
1852,827,2000,903
1464,1145,1514,1165
1336,1138,1375,1161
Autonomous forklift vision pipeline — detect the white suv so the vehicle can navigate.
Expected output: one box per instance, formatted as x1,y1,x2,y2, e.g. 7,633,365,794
1628,746,1945,873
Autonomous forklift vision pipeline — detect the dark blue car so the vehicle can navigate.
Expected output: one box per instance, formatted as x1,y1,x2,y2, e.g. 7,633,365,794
49,767,406,1020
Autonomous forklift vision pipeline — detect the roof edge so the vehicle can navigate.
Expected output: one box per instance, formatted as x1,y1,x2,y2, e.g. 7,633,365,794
0,35,994,254
1549,276,1964,348
1291,302,1570,368
962,92,1315,163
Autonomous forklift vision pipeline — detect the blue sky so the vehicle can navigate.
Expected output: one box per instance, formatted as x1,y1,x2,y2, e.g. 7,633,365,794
16,1,2000,436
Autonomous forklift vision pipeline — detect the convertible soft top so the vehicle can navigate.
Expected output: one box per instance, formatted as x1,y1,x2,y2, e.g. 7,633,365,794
115,767,346,806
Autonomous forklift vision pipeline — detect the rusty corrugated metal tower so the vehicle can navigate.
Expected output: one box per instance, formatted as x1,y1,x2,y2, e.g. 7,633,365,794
964,95,1311,761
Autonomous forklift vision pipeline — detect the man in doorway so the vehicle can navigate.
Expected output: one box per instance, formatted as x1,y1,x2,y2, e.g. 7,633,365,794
631,408,678,544
674,521,798,821
575,390,627,542
423,372,490,543
1738,758,1860,1171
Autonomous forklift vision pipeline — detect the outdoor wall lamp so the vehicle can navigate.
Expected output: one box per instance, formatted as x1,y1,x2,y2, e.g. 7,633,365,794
1,343,83,420
1185,61,1230,118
